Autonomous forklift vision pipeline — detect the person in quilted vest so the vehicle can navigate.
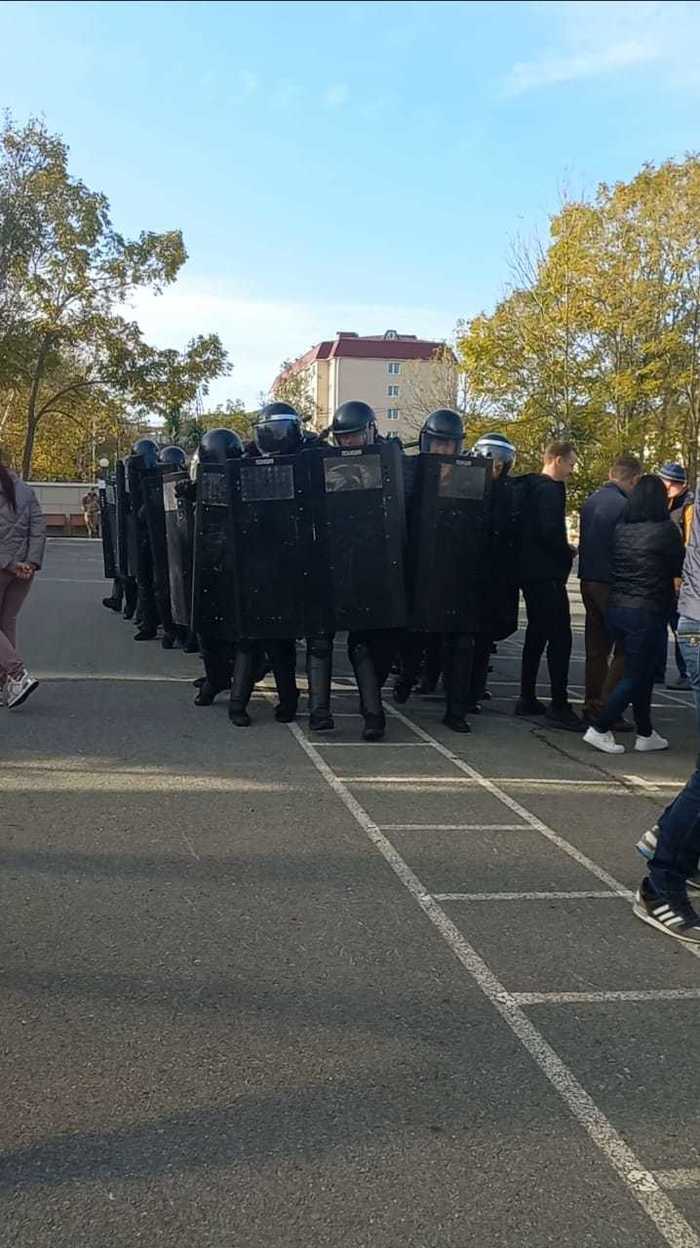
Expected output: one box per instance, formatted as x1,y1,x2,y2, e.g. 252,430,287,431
0,454,46,708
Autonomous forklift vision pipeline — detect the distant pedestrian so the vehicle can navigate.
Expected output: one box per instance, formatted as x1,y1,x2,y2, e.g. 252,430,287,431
583,475,683,756
658,462,694,690
515,440,580,731
579,454,642,729
82,488,100,538
0,454,46,708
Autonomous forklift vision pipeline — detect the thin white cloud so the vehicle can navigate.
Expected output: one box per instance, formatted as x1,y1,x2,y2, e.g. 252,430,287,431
505,38,656,95
128,282,451,410
323,83,349,109
502,0,700,96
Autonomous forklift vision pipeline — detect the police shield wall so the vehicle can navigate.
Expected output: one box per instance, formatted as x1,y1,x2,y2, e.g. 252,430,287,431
408,453,491,634
229,453,312,639
99,480,117,580
191,460,237,641
114,459,130,578
162,469,194,630
307,439,407,632
141,466,171,620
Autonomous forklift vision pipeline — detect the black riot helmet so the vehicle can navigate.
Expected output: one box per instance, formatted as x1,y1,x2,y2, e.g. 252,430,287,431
472,431,516,477
419,409,464,455
159,445,187,469
199,427,244,463
254,402,303,455
131,437,159,469
331,400,377,447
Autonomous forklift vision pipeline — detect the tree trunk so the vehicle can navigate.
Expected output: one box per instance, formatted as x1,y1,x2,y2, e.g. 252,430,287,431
22,334,52,479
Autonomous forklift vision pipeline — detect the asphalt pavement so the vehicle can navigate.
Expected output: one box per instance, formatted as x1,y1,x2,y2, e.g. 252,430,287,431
2,538,700,1247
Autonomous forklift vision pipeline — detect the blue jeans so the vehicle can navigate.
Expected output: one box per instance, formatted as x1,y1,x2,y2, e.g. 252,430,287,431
651,764,700,896
596,607,667,735
675,615,700,733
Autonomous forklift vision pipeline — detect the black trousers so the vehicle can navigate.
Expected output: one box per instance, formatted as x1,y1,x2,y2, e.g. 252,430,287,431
230,638,297,713
470,633,492,702
520,579,572,707
347,629,400,727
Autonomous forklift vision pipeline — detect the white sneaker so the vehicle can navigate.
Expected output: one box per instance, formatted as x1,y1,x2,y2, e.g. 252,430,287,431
7,670,39,709
634,731,668,752
583,726,625,754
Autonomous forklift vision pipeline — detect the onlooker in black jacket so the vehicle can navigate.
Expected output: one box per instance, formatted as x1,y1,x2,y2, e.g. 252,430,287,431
584,475,684,756
516,440,580,731
579,454,642,725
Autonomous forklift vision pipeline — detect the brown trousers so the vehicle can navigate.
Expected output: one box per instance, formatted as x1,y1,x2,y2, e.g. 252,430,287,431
581,580,625,718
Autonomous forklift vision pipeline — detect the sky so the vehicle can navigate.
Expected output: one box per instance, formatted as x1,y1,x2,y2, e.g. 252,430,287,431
2,0,700,408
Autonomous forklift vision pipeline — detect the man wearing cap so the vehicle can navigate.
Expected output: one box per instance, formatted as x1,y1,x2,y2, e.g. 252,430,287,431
659,462,694,691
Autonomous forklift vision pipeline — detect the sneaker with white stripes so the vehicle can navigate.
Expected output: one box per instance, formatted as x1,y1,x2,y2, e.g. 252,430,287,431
633,878,700,943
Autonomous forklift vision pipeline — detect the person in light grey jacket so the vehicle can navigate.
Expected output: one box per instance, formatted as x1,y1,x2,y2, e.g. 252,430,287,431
0,457,46,707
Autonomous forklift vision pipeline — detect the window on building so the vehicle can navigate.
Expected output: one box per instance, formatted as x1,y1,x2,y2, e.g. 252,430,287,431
388,362,401,375
387,407,400,420
387,384,399,397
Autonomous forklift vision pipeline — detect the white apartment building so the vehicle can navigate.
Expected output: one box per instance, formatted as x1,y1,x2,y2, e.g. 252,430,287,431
273,330,456,441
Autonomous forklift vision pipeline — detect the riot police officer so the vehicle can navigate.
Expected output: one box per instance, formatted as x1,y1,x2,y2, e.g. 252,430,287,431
144,444,186,649
128,437,160,641
469,432,518,709
396,408,478,733
331,400,399,742
228,404,301,726
192,427,244,705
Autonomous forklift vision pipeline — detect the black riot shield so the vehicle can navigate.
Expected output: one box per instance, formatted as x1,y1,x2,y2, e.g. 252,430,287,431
114,459,130,578
162,469,194,630
307,439,407,632
407,452,491,634
191,461,237,641
125,455,147,582
99,482,116,579
141,466,172,626
229,453,312,640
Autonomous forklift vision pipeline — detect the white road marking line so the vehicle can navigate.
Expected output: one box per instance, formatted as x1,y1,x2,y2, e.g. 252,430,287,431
312,742,430,748
379,824,528,831
388,704,700,967
655,688,695,709
386,705,637,899
514,989,700,1005
434,891,622,901
286,721,700,1248
333,775,656,792
181,832,200,862
39,577,110,584
656,1171,700,1191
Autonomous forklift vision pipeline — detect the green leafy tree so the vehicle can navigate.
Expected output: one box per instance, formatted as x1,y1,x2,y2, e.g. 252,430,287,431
0,115,229,476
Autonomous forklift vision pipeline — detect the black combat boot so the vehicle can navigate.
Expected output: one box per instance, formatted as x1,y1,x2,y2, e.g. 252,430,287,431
271,640,299,723
229,646,255,727
443,634,474,734
350,641,386,742
306,635,334,731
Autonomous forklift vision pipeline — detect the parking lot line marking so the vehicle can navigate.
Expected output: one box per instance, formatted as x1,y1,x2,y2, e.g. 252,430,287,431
312,742,430,748
656,1171,700,1191
386,704,636,899
287,720,700,1248
379,824,528,831
513,989,700,1005
433,890,622,901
